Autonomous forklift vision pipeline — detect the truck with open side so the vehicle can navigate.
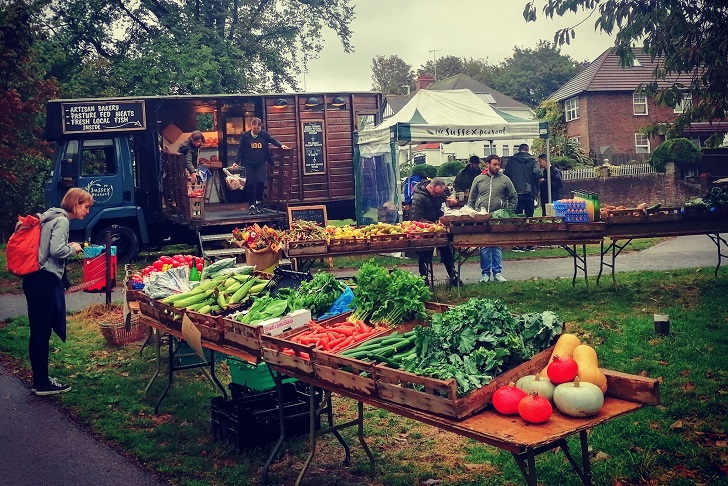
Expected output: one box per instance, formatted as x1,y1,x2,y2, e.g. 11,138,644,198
44,93,382,263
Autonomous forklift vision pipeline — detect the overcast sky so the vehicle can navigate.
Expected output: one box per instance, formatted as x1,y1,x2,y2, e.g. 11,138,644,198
301,1,616,92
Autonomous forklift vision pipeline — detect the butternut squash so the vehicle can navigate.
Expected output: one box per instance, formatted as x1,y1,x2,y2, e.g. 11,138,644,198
540,333,581,378
572,344,608,393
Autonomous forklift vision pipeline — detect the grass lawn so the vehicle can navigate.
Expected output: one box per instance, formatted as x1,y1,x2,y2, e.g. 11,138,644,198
1,267,727,485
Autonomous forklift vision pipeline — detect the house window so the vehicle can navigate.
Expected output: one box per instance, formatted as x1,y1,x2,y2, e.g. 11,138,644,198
635,134,651,154
674,94,692,114
564,97,580,121
633,92,648,115
502,145,510,157
484,145,493,156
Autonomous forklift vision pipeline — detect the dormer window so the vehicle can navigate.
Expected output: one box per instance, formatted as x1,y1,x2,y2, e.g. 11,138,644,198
674,94,692,114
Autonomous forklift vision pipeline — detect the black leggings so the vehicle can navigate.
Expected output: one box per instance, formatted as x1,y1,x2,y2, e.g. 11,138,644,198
22,270,66,387
243,162,268,205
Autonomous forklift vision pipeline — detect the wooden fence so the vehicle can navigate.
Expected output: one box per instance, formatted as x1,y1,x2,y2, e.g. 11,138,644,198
561,163,657,181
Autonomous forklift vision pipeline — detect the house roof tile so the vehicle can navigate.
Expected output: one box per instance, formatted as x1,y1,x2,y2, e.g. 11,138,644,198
550,47,690,102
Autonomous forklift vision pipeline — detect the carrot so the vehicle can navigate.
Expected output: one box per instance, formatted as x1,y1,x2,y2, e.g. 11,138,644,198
328,335,347,348
283,348,295,355
334,326,355,336
300,352,310,360
331,335,355,352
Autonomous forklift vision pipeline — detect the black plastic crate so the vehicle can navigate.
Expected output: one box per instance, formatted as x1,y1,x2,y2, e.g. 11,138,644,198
211,382,321,452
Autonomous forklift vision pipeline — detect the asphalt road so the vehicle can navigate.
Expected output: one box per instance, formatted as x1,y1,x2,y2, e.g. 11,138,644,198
0,234,724,485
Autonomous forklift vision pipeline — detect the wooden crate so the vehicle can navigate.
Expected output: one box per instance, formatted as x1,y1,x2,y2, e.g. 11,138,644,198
223,317,263,356
328,237,369,252
189,196,204,219
603,209,646,224
185,310,225,343
446,219,490,234
285,239,328,257
566,221,606,237
314,353,379,396
260,333,316,376
524,217,567,232
407,232,448,247
488,217,530,233
375,346,554,420
137,298,184,332
368,233,409,250
646,207,683,223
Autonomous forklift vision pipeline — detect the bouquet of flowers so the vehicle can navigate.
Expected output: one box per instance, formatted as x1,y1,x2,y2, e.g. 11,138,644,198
231,224,283,252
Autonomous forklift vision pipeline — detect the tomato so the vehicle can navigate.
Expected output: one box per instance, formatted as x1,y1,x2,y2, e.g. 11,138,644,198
518,392,553,424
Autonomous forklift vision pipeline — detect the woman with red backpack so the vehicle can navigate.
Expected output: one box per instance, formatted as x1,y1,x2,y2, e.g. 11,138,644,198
22,188,93,395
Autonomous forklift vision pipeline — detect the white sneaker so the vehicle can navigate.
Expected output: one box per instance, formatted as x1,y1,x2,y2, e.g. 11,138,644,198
480,274,490,283
493,273,507,283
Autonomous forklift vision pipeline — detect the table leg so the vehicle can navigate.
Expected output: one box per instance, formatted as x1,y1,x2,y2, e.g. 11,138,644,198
143,328,163,398
561,244,590,290
263,371,287,484
153,334,176,414
208,350,227,400
356,401,376,475
512,448,538,486
707,233,728,277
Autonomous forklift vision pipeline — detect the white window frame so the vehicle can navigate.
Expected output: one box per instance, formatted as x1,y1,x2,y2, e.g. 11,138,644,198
502,145,510,157
635,133,651,154
564,97,580,121
674,94,692,114
633,92,648,115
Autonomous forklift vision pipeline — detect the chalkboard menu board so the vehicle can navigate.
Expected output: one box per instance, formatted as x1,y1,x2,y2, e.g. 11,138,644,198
288,205,328,227
61,100,146,134
301,120,326,174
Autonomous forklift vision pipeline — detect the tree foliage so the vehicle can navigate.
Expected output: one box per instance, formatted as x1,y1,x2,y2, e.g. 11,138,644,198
34,0,355,96
371,55,414,95
418,55,495,85
489,41,585,107
650,138,701,172
524,0,728,146
532,99,592,166
0,1,59,239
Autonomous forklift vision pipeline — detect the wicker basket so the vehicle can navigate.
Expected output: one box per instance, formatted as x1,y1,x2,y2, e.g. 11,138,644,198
99,314,147,346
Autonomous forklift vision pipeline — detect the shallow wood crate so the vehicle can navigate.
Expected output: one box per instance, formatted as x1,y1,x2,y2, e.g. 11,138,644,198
604,210,647,224
313,353,378,396
445,219,490,234
368,233,409,250
407,232,448,247
524,217,567,232
285,239,328,256
137,299,184,332
185,310,225,343
375,346,554,420
223,317,263,356
488,218,531,233
328,238,369,252
645,207,682,223
260,333,316,375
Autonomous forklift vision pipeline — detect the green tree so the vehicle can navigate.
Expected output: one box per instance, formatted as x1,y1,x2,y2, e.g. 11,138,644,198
650,138,701,172
34,0,355,96
371,55,414,94
418,55,466,82
532,99,592,166
490,41,585,107
524,0,728,146
0,1,59,239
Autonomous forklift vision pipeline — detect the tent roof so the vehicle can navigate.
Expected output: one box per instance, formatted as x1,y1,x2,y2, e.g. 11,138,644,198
358,89,545,146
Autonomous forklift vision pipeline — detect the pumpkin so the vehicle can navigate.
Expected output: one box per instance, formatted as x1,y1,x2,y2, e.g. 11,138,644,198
553,377,605,417
546,355,579,384
540,333,581,378
573,344,608,393
491,382,527,415
517,391,553,424
516,373,556,403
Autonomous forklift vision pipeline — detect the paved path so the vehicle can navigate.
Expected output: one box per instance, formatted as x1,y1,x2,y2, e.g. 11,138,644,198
0,234,724,485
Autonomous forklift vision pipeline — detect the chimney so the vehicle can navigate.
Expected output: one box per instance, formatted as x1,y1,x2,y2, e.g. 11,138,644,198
415,75,435,91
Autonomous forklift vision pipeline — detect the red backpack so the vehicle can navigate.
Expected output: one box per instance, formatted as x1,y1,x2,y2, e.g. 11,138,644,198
6,214,43,277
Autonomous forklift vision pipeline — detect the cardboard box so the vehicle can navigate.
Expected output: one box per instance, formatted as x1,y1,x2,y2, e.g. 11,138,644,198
258,309,311,336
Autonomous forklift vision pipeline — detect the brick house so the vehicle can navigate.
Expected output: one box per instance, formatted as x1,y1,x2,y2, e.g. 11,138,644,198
549,47,723,164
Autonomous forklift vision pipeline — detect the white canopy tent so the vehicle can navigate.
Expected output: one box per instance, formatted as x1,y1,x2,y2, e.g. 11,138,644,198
354,89,549,224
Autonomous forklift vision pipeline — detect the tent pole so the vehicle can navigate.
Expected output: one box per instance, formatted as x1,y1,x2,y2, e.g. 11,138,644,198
546,138,552,206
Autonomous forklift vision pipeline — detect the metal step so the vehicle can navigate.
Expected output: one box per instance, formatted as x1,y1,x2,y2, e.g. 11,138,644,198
199,233,234,243
203,247,247,258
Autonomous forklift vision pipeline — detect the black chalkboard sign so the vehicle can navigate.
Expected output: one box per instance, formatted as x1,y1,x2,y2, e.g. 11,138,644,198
288,205,328,227
301,120,326,174
61,100,146,134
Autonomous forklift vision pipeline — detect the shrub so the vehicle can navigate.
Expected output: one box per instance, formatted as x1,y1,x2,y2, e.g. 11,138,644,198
650,138,700,172
438,160,466,177
411,164,438,179
551,156,579,170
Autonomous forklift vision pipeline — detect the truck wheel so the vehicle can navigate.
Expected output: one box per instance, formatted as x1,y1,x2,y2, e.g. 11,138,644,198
94,225,140,264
